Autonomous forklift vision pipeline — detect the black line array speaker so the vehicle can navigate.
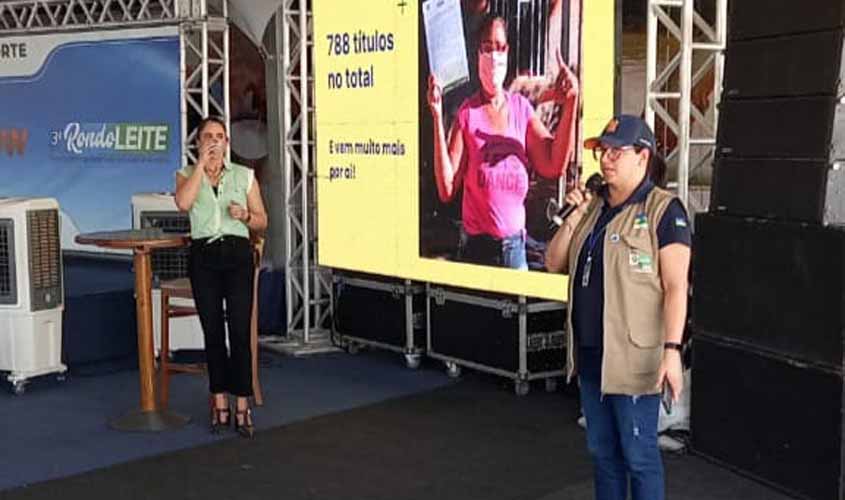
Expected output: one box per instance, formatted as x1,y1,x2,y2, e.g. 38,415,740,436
691,335,845,500
711,159,845,224
729,0,845,40
693,212,845,370
723,30,845,99
716,96,845,161
713,0,845,225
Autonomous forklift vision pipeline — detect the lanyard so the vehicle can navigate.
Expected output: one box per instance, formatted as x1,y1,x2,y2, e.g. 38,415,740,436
581,208,614,288
579,181,653,287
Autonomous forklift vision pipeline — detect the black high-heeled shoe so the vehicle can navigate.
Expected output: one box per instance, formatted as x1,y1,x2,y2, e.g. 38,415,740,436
210,402,231,434
234,407,254,438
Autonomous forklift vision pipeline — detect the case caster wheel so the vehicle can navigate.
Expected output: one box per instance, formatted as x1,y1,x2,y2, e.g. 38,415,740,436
12,381,26,396
405,354,421,370
545,378,558,393
347,342,360,355
446,362,461,379
514,380,530,397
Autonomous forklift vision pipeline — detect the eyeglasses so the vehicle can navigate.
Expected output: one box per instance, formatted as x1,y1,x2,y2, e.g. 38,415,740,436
592,145,637,161
479,41,509,54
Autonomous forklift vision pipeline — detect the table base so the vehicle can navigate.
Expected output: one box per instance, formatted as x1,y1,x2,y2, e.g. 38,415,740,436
108,409,191,432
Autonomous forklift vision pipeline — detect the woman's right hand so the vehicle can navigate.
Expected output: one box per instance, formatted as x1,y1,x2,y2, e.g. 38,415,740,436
427,75,443,120
196,141,220,173
564,183,593,221
197,141,213,168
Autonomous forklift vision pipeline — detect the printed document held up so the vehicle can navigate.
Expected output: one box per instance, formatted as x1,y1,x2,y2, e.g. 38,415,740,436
422,0,470,92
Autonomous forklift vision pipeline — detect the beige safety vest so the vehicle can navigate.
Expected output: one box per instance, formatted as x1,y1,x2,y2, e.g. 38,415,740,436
565,186,676,395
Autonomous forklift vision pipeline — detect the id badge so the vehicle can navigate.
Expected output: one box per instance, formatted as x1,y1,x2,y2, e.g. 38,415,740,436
629,250,654,273
581,256,592,287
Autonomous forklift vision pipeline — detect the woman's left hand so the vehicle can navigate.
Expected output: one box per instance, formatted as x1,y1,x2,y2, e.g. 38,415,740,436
656,349,684,402
538,49,579,105
552,50,579,103
228,201,249,223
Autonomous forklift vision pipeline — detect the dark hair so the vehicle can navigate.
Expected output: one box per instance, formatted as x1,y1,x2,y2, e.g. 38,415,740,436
477,14,508,42
647,150,668,188
632,146,667,188
197,116,227,138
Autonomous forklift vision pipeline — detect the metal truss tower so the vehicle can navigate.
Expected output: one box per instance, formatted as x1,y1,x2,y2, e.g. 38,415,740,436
268,0,335,356
645,0,727,213
179,0,229,165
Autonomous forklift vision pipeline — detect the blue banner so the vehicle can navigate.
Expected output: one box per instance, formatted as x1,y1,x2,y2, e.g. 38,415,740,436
0,29,181,234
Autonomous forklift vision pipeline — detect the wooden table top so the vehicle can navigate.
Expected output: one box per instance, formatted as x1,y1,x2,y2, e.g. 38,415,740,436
75,229,189,250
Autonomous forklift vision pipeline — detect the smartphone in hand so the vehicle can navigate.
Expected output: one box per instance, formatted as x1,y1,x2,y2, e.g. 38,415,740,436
661,382,673,415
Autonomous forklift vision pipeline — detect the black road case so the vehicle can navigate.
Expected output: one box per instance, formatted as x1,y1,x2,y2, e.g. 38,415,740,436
333,273,425,368
427,285,566,395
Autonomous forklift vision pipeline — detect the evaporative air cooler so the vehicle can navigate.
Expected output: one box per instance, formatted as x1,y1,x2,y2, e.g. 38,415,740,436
0,197,67,394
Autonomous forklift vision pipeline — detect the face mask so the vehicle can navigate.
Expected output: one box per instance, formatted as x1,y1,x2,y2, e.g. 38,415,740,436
478,50,507,95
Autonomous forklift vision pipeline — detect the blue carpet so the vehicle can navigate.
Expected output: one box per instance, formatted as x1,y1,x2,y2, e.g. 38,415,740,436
0,350,453,491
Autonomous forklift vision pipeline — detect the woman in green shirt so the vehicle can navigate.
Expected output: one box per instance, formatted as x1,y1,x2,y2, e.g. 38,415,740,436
175,117,268,438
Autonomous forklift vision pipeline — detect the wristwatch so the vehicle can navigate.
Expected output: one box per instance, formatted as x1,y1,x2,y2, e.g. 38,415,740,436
664,342,683,351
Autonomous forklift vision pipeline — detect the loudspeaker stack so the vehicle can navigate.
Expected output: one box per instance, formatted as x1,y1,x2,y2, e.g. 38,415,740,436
693,2,845,499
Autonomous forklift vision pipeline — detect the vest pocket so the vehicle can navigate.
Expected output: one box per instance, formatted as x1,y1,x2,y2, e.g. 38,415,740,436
627,329,662,374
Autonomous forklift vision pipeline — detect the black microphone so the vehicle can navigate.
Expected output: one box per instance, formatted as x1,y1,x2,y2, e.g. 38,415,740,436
551,173,604,227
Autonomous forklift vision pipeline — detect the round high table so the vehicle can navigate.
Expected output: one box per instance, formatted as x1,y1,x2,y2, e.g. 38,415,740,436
76,229,191,432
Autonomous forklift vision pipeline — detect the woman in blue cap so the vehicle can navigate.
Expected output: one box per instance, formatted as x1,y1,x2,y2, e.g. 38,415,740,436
546,115,691,500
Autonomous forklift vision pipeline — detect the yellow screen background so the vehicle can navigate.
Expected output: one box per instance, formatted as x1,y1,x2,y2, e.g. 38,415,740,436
315,0,615,301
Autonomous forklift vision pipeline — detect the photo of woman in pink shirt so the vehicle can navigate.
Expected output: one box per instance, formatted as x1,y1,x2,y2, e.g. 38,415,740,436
423,12,579,270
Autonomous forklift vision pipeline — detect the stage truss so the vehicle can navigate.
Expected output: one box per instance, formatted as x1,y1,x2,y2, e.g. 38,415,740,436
0,0,177,32
266,0,335,356
645,0,727,213
0,0,230,183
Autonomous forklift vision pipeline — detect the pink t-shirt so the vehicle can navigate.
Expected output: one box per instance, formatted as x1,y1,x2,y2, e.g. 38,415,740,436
457,91,533,239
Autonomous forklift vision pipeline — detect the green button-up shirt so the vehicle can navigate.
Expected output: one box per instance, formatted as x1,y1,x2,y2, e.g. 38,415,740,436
177,160,254,241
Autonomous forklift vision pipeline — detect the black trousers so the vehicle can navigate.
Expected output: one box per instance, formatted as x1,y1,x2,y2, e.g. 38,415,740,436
189,236,254,397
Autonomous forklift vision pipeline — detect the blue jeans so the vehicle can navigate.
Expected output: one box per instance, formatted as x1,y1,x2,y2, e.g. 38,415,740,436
578,348,664,500
458,229,528,270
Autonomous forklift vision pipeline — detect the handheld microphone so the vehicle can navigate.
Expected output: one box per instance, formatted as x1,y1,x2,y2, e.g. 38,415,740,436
551,173,604,227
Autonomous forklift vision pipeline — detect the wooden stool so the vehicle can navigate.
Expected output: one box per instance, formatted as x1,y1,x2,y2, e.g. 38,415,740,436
157,238,264,408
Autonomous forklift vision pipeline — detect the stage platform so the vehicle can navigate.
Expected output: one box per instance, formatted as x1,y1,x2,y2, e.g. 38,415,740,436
0,349,789,500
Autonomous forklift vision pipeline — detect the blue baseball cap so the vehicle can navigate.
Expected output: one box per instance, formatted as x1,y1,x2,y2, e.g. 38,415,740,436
584,114,656,151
